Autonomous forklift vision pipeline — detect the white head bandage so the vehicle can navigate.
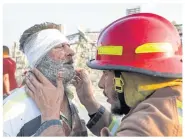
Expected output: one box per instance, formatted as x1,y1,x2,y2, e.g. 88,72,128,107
23,29,69,68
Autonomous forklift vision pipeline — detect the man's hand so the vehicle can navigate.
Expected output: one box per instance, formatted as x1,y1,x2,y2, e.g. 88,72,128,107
25,68,64,123
72,69,100,114
100,127,112,136
72,69,93,104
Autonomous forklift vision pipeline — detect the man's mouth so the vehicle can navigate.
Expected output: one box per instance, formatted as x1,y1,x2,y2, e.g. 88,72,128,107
64,59,74,64
103,91,117,104
103,91,110,103
107,98,113,104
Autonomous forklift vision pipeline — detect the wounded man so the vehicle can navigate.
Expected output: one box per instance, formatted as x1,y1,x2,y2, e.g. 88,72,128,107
3,22,87,136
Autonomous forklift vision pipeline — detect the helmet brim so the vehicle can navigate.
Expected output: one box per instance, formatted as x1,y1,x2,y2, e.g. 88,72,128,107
87,57,182,78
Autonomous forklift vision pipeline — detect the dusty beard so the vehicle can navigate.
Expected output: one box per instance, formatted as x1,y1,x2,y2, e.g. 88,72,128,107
36,53,75,87
111,91,130,115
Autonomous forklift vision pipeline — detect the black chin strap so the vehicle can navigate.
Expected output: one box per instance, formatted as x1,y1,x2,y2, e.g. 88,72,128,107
114,71,130,115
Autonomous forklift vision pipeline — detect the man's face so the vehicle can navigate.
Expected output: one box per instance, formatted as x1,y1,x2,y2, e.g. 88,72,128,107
36,43,75,87
98,70,125,115
48,43,74,62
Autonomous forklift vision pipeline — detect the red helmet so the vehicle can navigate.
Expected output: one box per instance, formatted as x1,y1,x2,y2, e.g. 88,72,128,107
87,13,182,78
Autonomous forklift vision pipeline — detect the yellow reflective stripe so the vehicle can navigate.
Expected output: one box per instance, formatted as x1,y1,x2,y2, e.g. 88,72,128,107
138,79,182,91
178,116,182,124
135,43,173,54
3,91,29,118
176,100,182,124
176,100,182,108
109,117,116,130
97,46,123,55
108,116,120,135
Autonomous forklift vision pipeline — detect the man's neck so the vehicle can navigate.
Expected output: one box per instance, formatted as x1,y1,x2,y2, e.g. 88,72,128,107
60,92,72,122
3,55,9,58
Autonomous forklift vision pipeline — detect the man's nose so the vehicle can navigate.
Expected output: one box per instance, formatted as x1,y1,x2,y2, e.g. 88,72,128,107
98,80,104,89
66,47,75,57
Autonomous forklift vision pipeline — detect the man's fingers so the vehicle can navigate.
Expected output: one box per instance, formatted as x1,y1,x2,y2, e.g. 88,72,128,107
81,69,89,76
76,70,89,82
25,85,34,99
74,76,82,84
71,78,81,86
75,68,84,76
75,68,83,72
75,71,81,77
26,72,42,90
25,77,36,93
74,76,81,81
31,68,53,85
71,79,77,87
100,127,112,136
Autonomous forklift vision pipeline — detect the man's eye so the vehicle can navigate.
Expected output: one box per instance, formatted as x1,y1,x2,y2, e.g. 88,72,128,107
103,71,109,76
55,46,63,49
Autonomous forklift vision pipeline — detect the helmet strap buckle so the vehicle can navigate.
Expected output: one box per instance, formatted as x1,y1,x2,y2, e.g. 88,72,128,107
114,71,124,93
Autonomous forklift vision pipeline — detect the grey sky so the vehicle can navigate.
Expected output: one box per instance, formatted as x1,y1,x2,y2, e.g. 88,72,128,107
3,3,183,48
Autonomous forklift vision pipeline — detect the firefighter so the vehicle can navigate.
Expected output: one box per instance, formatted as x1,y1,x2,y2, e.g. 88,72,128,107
25,13,182,136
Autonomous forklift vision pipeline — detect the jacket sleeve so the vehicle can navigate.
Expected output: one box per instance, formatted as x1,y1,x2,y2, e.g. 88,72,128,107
86,105,121,136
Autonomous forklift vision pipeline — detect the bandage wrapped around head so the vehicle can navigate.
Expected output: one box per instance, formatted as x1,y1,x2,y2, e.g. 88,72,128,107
23,29,69,68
